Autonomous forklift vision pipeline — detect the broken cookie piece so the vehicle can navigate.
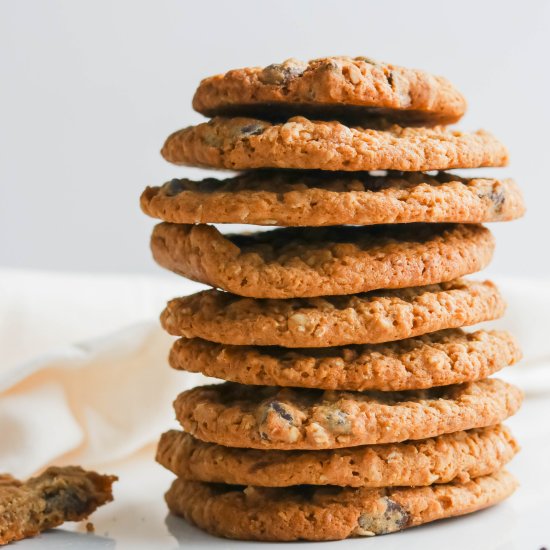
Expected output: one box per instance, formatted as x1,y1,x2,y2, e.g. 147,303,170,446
0,466,117,545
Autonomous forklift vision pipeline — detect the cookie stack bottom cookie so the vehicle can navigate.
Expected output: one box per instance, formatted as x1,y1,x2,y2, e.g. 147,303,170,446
144,56,525,541
164,471,518,541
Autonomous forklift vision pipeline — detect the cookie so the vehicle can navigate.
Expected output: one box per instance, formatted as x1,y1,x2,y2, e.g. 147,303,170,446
0,466,117,545
151,223,494,299
160,279,506,347
140,171,525,226
169,329,521,391
160,117,508,171
165,470,517,541
156,425,518,488
173,379,522,450
192,56,466,125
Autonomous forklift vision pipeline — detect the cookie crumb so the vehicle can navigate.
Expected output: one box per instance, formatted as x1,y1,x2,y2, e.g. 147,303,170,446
86,522,95,533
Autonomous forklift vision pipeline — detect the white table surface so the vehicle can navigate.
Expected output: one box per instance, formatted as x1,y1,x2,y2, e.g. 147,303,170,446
12,392,550,550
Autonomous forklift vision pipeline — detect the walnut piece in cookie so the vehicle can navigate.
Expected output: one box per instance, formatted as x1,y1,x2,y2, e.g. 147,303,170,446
258,58,308,85
354,497,410,536
0,466,117,545
257,398,304,444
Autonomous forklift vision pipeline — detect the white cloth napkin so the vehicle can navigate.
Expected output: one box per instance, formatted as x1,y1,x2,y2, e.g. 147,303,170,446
0,269,209,477
0,268,549,478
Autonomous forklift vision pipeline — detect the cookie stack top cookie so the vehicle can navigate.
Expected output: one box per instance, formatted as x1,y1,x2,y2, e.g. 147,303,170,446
191,57,467,124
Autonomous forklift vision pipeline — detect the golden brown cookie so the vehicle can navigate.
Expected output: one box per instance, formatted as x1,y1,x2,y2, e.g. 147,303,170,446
151,223,494,299
160,279,506,347
165,470,517,541
192,56,466,125
0,466,116,546
160,117,508,171
169,329,521,391
173,379,522,450
140,171,525,226
156,425,519,488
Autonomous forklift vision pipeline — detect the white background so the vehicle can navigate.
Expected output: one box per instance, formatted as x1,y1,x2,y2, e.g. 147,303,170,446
0,0,548,278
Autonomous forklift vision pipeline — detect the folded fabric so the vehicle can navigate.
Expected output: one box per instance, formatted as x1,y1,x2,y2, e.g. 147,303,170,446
0,321,212,478
0,269,208,478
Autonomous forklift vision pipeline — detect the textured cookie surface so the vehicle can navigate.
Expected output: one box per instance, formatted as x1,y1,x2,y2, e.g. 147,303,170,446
141,171,525,226
192,56,466,125
165,470,517,541
160,279,506,347
169,329,521,391
0,466,116,545
161,117,508,171
173,379,522,450
157,425,518,488
152,223,493,299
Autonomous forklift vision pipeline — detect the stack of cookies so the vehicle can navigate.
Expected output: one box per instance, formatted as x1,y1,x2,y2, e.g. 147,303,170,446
142,57,526,541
